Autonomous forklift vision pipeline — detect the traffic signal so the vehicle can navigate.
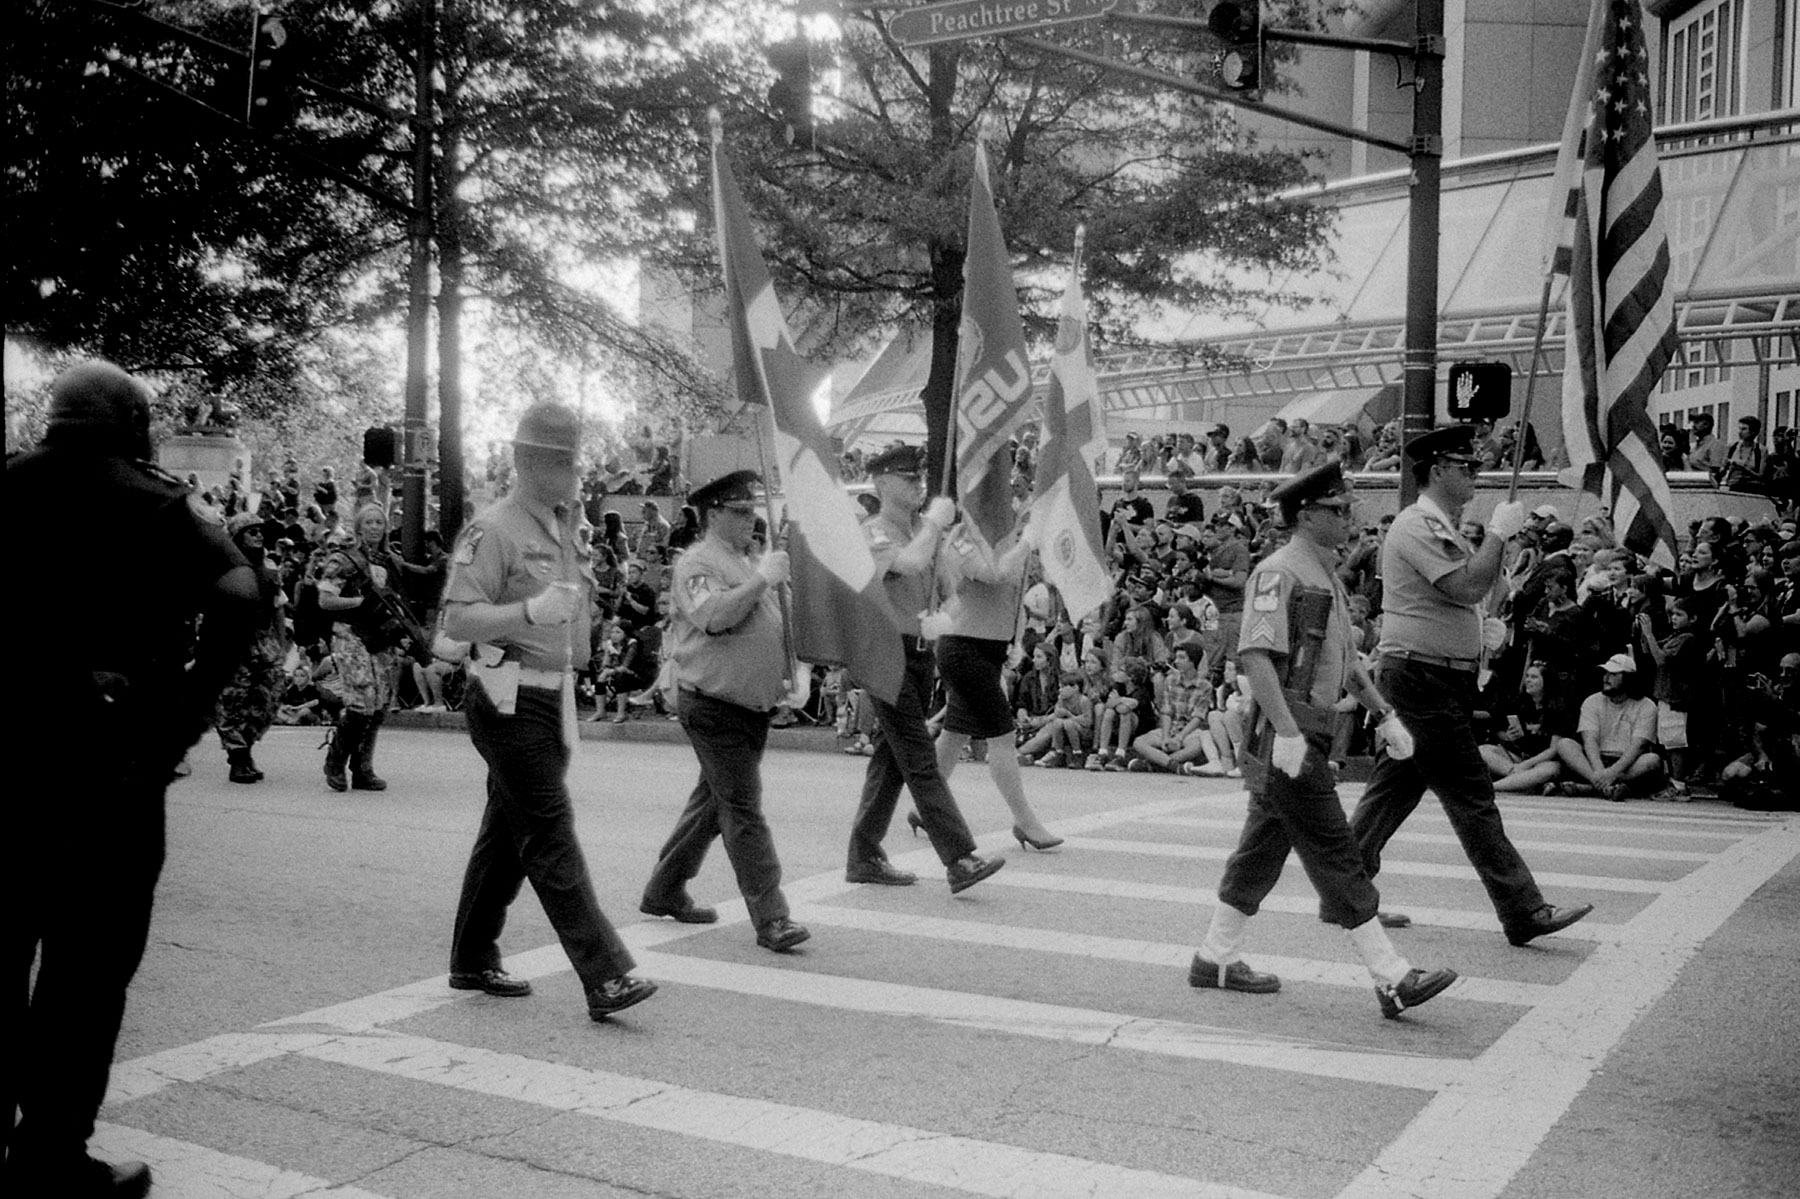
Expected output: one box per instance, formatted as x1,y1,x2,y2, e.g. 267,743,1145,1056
1446,362,1513,421
246,12,292,130
363,426,400,468
766,40,813,146
1207,2,1263,92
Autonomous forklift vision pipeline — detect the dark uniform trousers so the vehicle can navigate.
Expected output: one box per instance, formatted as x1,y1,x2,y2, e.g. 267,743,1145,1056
6,712,167,1168
1217,728,1380,929
849,648,977,867
450,682,633,989
1350,658,1547,924
645,689,789,927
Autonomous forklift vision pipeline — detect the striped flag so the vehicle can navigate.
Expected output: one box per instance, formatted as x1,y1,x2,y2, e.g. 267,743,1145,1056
711,133,905,704
952,145,1036,550
1030,238,1113,624
1550,0,1680,569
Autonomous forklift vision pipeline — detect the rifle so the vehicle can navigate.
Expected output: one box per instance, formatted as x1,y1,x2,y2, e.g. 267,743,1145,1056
342,546,434,665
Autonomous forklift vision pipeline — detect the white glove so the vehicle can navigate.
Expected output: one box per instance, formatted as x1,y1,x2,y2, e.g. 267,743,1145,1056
1487,501,1527,541
921,496,956,530
524,580,580,627
918,609,954,640
1481,616,1508,652
1381,712,1416,760
755,548,791,587
1271,733,1308,779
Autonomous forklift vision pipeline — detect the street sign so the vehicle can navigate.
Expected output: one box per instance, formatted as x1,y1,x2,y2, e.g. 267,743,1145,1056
888,0,1118,49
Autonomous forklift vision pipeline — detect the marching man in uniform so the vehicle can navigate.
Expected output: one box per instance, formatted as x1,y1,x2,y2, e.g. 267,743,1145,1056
1189,462,1460,1019
1350,425,1594,947
442,403,657,1022
639,470,810,953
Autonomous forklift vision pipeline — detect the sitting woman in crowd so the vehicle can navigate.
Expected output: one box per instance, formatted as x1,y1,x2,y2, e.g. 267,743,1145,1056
1086,656,1154,772
1207,666,1248,778
1480,662,1569,793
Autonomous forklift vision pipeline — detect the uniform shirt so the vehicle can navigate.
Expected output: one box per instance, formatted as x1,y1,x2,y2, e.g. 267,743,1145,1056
1577,691,1657,755
942,523,1026,643
1237,537,1355,710
864,509,934,637
1376,494,1483,660
443,493,594,671
669,535,787,711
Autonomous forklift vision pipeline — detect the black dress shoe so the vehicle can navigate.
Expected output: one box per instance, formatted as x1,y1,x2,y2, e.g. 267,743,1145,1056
1188,954,1281,993
756,918,811,952
11,1156,152,1198
846,859,917,886
946,852,1004,894
1377,910,1412,928
639,896,720,924
1376,967,1458,1018
1504,902,1595,947
448,968,533,997
588,974,658,1019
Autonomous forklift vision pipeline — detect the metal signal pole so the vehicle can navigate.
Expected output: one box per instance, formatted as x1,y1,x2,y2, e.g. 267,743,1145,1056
400,0,436,561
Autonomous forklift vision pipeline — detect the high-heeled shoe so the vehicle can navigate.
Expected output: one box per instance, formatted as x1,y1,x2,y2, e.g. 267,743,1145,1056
906,810,924,837
1012,825,1064,851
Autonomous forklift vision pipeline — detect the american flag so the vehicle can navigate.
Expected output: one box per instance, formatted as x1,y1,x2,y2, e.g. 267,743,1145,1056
1550,0,1680,569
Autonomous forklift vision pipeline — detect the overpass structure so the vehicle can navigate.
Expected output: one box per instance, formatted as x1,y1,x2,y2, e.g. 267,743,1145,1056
826,110,1799,457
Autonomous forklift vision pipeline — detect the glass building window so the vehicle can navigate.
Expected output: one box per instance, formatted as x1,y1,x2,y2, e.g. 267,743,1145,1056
1661,0,1743,123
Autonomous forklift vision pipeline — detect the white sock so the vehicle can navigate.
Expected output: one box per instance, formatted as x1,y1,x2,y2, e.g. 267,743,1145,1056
1347,917,1411,987
1200,904,1252,965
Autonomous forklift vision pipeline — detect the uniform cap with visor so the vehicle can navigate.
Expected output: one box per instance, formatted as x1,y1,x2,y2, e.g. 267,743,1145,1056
689,468,765,513
1404,424,1485,470
511,403,581,458
1270,460,1352,522
866,443,926,478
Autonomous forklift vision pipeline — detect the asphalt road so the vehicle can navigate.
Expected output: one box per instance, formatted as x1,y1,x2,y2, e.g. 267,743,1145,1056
84,724,1799,1199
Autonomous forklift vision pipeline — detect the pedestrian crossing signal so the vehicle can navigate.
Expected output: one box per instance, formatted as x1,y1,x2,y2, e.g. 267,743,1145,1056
363,426,400,468
246,13,292,130
1208,2,1263,92
1447,362,1512,421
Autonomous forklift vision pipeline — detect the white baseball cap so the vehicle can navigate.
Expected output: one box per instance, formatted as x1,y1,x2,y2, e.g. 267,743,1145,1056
1599,653,1636,673
1532,504,1560,520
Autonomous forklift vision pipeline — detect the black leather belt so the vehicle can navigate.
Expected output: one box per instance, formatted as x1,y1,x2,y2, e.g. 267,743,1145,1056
902,635,935,656
1384,650,1480,673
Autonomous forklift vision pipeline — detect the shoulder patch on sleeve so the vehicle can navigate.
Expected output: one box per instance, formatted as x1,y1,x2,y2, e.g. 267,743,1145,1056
685,574,712,602
1250,571,1284,612
452,526,484,566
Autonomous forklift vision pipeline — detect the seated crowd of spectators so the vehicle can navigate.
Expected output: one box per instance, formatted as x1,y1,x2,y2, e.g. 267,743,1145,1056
220,418,1800,810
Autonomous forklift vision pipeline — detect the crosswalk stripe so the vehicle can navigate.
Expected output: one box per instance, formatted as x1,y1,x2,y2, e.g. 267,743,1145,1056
1063,836,1671,892
632,950,1469,1091
1336,818,1800,1199
91,1122,393,1199
791,902,1553,1007
1138,816,1713,862
981,870,1617,941
302,1032,1289,1199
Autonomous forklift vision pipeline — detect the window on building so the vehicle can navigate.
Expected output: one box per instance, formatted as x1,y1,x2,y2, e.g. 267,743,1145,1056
1663,341,1735,392
1777,389,1794,433
1661,0,1744,124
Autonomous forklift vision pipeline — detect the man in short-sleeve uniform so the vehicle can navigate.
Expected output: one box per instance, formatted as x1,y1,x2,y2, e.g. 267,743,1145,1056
1190,463,1458,1019
638,470,809,953
846,445,1005,894
1349,426,1594,947
443,403,657,1021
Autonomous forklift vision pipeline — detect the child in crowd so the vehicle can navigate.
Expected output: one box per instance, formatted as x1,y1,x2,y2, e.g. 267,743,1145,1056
1637,596,1706,799
1021,670,1093,768
1130,641,1222,774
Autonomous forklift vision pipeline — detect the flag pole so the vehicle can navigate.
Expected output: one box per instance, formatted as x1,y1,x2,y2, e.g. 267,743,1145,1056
1507,273,1560,501
750,399,803,703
